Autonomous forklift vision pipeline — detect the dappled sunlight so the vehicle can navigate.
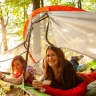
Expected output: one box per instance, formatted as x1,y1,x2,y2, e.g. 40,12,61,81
62,28,69,33
87,48,96,54
0,0,5,2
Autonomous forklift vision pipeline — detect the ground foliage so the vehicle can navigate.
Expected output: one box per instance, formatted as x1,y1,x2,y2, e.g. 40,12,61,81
0,81,29,96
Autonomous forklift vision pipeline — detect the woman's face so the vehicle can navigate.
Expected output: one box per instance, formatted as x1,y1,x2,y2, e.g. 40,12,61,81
46,49,59,68
12,60,24,73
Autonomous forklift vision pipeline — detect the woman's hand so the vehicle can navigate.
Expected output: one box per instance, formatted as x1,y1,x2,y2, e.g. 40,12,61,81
32,80,52,89
32,80,43,89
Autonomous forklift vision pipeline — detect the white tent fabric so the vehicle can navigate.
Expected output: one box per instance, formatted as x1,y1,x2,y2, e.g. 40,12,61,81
26,11,96,60
0,42,34,73
47,11,96,59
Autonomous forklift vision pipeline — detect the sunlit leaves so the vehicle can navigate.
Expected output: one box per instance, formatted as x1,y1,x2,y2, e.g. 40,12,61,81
0,0,32,50
49,0,96,11
49,0,62,5
62,2,75,7
82,0,96,11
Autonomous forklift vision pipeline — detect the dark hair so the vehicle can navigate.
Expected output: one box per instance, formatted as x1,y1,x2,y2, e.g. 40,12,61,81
44,46,65,83
11,55,25,73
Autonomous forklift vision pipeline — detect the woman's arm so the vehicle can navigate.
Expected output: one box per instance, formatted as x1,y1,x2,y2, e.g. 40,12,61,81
32,79,66,89
0,70,30,85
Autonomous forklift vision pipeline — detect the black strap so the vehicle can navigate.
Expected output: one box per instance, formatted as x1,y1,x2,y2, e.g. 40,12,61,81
45,15,54,46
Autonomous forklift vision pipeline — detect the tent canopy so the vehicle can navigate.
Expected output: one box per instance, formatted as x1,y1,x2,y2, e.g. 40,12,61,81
24,6,96,60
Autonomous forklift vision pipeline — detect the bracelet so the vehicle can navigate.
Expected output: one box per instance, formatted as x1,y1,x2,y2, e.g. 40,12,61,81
1,75,6,80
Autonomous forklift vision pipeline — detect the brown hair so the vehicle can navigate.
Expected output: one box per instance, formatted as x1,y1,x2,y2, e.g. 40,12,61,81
11,55,25,74
43,46,65,83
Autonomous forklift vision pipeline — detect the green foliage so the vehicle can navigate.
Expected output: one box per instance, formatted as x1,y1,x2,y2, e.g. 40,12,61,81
49,0,75,7
82,0,96,11
0,0,32,51
62,2,75,7
87,60,96,70
49,0,62,5
49,0,96,11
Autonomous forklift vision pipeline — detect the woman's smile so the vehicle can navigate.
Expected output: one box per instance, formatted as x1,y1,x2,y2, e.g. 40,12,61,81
46,49,58,67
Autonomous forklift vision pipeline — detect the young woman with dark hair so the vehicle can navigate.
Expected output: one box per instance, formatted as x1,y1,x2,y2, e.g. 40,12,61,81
32,46,84,90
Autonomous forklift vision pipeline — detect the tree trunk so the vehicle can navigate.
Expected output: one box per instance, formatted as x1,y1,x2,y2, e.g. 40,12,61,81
77,0,82,9
32,0,40,11
41,0,44,7
32,0,41,59
1,18,8,51
0,7,8,52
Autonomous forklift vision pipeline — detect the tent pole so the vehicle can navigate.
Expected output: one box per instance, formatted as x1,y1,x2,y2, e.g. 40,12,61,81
22,23,33,88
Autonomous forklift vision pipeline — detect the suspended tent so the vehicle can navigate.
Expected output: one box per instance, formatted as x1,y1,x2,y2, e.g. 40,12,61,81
0,6,96,96
24,6,96,61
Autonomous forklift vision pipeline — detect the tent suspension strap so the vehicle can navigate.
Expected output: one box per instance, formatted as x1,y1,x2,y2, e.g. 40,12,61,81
24,13,48,49
33,13,48,24
45,15,54,46
23,22,33,87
